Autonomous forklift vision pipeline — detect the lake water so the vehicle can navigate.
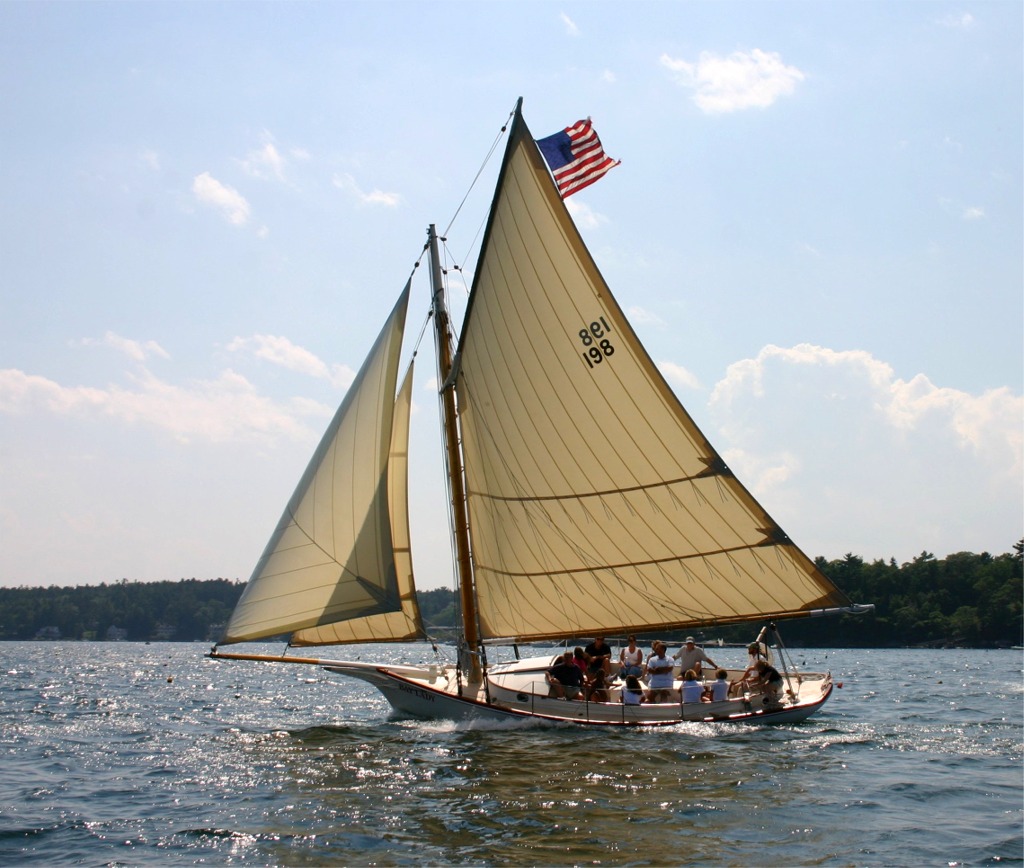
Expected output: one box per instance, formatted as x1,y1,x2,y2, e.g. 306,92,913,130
0,642,1020,866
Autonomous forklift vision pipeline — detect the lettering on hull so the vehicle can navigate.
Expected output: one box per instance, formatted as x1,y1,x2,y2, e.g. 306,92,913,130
396,684,437,703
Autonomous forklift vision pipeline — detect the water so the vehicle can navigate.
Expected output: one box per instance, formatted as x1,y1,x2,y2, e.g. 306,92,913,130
0,642,1020,866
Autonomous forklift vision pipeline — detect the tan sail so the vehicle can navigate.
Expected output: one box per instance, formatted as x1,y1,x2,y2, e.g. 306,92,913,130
454,112,849,642
291,365,424,645
220,284,412,644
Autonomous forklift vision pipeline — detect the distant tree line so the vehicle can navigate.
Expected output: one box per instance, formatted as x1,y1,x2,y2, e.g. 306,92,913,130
781,544,1022,648
0,544,1020,647
0,578,241,643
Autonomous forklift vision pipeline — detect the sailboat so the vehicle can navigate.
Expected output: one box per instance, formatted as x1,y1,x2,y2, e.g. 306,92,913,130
209,99,871,726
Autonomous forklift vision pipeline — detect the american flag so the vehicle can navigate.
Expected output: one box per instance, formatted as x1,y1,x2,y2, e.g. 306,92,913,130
536,118,620,198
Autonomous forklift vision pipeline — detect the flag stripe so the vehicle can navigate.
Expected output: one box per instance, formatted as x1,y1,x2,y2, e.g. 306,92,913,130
558,160,617,196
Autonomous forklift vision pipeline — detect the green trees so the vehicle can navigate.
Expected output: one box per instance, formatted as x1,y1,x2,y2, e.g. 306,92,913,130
0,578,242,642
0,543,1020,646
788,543,1023,647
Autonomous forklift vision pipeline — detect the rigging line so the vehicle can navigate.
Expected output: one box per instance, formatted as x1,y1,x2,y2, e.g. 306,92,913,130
408,307,432,359
466,471,727,504
441,103,516,253
451,204,490,279
476,538,791,581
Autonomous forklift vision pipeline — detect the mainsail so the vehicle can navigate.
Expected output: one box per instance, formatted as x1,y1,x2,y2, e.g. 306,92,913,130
220,284,419,644
453,108,849,642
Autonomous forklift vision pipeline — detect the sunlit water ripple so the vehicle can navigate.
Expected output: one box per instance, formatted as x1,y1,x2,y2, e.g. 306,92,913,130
0,643,1020,866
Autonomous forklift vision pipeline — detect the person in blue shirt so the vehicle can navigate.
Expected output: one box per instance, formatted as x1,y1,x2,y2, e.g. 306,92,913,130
681,669,706,703
711,668,731,701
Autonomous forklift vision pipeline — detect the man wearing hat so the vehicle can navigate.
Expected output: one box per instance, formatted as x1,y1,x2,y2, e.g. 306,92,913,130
673,637,717,678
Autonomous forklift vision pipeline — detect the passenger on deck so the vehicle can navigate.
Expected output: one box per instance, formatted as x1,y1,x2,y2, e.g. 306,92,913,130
619,635,644,679
584,637,612,676
644,641,675,703
673,636,717,678
711,668,730,701
731,643,767,695
547,652,584,700
586,668,610,703
622,674,645,705
572,647,588,673
681,669,707,703
755,660,785,703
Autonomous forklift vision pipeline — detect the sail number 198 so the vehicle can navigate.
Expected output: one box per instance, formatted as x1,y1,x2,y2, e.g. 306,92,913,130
579,316,615,368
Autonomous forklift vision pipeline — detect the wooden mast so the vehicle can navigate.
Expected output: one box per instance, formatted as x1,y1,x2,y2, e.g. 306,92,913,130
427,225,481,682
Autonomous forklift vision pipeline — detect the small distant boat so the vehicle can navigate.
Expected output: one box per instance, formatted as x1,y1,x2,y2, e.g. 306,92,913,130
210,99,871,726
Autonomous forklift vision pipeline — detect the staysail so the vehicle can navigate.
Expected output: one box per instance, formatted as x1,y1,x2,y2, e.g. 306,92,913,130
290,364,423,645
220,283,416,644
453,107,849,642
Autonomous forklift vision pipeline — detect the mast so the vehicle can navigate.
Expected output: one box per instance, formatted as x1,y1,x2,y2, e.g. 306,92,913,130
427,224,481,681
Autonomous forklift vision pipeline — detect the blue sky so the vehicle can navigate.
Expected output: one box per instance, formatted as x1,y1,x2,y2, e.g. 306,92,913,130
1,2,1020,590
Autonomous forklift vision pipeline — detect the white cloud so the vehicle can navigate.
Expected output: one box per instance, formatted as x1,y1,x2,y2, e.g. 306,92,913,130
560,12,579,36
939,198,986,221
192,172,250,225
78,331,170,362
660,49,805,114
0,367,319,444
658,360,701,391
707,344,1022,560
227,334,356,388
628,306,666,327
445,267,472,299
332,173,401,207
565,198,607,229
240,141,286,181
937,12,975,29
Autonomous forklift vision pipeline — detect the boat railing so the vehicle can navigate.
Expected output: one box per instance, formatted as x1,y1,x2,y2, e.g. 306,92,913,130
498,677,752,722
508,678,638,722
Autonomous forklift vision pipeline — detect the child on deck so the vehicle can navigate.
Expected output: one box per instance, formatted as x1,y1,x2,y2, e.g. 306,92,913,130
710,668,730,701
681,669,706,703
622,674,645,705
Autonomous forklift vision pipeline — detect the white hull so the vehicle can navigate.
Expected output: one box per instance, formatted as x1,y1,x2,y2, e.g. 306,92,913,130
322,655,833,727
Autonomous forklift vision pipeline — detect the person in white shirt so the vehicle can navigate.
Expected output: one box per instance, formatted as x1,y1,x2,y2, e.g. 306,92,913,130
622,674,645,705
644,641,675,703
673,637,717,677
618,635,644,679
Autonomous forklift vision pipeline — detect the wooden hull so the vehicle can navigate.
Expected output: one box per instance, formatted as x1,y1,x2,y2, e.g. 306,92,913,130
323,655,833,727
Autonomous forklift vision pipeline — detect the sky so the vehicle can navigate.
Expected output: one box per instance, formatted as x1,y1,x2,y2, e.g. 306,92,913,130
1,2,1021,592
